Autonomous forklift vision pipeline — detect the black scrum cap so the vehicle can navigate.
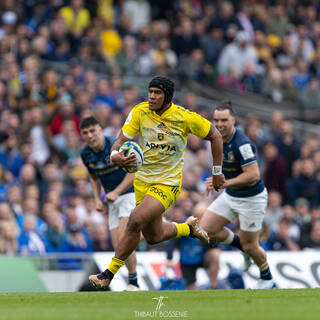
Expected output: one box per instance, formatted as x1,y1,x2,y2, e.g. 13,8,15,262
148,76,174,106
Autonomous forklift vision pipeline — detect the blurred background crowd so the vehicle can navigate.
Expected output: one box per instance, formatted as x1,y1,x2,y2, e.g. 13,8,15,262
0,0,320,265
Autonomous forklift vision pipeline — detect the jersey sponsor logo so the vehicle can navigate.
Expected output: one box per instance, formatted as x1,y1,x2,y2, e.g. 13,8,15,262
226,151,235,162
239,144,255,160
158,133,164,141
92,161,108,169
105,156,112,165
95,166,119,175
146,142,176,152
150,186,167,200
164,130,180,137
157,122,180,138
157,122,167,129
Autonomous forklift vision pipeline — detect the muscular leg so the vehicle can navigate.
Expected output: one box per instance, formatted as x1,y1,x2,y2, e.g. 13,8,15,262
200,210,243,251
142,202,178,244
199,210,230,240
110,217,137,274
239,230,266,267
115,195,171,261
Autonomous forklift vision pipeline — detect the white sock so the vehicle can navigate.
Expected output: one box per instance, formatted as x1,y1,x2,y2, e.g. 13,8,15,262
220,229,234,244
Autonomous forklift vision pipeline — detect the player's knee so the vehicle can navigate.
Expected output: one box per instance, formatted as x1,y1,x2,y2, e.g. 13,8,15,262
127,215,144,233
144,234,163,245
241,242,258,255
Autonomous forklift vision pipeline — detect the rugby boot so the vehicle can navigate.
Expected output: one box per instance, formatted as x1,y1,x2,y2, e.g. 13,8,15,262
89,272,111,290
186,216,209,244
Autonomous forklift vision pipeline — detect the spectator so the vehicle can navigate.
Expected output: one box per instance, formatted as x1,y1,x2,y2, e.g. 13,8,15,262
264,191,283,232
299,77,320,109
262,141,287,200
267,218,300,251
171,17,200,57
287,159,320,207
294,197,310,226
90,224,113,252
59,0,91,38
299,219,320,249
49,101,80,136
18,214,51,255
274,120,301,177
265,4,289,40
300,206,320,248
0,220,19,255
218,31,258,78
166,202,220,289
8,140,32,178
122,0,151,33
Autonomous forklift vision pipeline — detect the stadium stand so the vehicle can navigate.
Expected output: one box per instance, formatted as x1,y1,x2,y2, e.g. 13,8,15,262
1,0,320,290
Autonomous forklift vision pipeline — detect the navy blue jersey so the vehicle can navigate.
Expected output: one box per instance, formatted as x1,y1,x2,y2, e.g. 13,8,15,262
80,136,134,194
223,128,264,197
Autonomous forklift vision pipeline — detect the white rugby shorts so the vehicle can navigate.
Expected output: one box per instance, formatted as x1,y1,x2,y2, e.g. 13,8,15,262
207,188,268,232
108,192,136,230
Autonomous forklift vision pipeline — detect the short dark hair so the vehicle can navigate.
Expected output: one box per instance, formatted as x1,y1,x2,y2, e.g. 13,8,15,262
214,100,235,116
80,116,100,130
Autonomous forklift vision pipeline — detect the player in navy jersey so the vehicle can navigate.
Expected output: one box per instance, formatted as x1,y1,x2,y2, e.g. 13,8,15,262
80,116,139,291
200,101,276,289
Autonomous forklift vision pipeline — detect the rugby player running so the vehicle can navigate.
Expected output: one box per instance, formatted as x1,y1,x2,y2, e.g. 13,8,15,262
89,76,225,289
80,116,140,290
200,102,276,289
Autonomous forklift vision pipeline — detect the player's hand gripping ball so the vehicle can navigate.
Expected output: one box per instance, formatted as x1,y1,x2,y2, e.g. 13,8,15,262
119,141,144,173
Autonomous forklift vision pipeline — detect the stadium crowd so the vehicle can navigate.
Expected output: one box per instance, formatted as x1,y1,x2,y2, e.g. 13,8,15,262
0,0,320,273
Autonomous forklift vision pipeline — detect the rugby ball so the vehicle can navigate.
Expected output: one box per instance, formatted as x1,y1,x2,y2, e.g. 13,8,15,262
119,141,144,173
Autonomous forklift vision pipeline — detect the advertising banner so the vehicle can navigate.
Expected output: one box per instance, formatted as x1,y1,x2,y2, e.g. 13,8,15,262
93,251,320,290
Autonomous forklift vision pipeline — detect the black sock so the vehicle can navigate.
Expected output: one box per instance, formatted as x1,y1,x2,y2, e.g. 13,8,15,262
103,269,114,280
260,267,272,280
230,234,243,251
129,272,139,287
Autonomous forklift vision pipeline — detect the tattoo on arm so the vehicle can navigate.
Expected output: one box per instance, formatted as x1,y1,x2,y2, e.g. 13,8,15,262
204,124,215,140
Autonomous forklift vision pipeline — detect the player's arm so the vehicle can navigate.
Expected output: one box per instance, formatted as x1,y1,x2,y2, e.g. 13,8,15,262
105,173,135,202
80,153,104,211
223,162,260,188
204,124,225,190
89,174,104,212
110,131,136,169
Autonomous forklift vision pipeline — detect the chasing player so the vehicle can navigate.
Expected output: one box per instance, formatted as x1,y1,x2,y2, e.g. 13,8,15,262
80,116,139,291
88,76,225,289
200,102,276,289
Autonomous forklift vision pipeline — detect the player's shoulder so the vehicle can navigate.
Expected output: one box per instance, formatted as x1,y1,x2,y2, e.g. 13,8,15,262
80,144,91,159
234,127,252,146
172,103,193,115
132,101,149,112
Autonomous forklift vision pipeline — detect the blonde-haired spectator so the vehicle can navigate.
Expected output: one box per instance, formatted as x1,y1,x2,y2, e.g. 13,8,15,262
0,220,19,255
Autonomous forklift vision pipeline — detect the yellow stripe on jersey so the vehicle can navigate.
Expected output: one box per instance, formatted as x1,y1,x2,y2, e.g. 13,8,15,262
122,102,211,185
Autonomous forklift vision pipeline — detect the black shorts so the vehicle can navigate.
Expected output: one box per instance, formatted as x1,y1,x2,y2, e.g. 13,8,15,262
181,262,204,286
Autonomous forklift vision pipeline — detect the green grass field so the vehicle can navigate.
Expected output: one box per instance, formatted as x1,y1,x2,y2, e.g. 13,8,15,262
0,289,320,320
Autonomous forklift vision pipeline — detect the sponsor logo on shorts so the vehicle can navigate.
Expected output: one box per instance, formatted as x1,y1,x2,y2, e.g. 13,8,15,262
171,186,179,196
248,222,256,228
150,186,167,200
